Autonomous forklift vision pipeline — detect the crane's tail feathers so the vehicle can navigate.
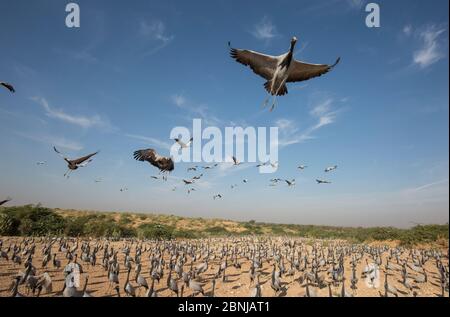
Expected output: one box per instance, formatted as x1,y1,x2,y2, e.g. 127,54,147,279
277,85,288,96
264,81,272,94
263,81,288,96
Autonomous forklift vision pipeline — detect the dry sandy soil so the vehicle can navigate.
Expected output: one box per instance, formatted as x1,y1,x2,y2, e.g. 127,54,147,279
0,236,448,298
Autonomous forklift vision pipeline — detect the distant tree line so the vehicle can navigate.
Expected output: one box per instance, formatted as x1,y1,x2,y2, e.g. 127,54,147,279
0,205,448,246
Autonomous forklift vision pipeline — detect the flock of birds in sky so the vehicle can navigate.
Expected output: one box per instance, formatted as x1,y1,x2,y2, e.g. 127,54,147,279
2,34,450,300
1,37,340,204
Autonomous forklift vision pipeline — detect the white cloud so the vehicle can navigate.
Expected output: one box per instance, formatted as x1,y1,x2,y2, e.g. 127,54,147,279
172,94,186,107
413,25,447,68
403,24,413,36
53,47,98,64
125,133,172,151
251,16,278,41
400,179,449,206
170,94,223,127
274,119,299,134
309,98,333,117
140,20,172,42
409,179,449,192
346,0,364,9
139,20,174,55
14,131,83,151
32,97,114,131
277,98,340,148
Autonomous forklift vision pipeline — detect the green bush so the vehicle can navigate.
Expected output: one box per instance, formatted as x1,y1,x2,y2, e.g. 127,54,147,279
205,226,229,235
137,223,173,240
0,212,20,235
173,229,200,239
1,205,66,236
119,214,132,225
65,216,90,236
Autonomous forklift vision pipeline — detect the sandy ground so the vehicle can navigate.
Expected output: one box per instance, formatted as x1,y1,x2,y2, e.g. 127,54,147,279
0,236,448,297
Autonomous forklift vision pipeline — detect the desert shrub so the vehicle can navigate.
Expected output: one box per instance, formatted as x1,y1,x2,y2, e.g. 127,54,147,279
1,205,448,246
205,226,229,235
65,216,90,236
83,220,130,237
1,205,66,236
173,229,200,239
0,212,20,235
119,214,132,225
119,226,137,237
269,225,286,235
137,223,173,240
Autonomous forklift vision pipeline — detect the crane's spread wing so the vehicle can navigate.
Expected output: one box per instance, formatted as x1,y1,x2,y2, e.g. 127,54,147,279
0,82,15,93
133,149,156,162
230,47,278,80
53,146,67,160
71,152,98,165
133,149,174,172
287,57,340,83
77,159,93,167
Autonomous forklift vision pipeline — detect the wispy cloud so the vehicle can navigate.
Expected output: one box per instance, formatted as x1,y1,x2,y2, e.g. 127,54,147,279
413,25,447,68
171,94,187,108
139,20,174,56
54,47,98,64
170,93,223,126
346,0,364,9
31,97,114,131
14,131,83,151
403,24,413,37
276,98,340,147
125,133,172,151
250,16,278,41
400,179,449,205
411,179,449,192
309,98,338,129
13,63,38,79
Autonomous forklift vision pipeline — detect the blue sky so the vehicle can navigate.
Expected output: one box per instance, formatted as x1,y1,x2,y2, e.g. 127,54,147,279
0,0,448,227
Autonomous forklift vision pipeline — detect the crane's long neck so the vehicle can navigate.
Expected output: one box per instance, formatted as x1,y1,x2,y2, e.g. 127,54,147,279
289,41,296,54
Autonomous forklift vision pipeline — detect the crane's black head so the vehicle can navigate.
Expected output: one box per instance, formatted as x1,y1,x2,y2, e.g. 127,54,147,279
289,37,298,54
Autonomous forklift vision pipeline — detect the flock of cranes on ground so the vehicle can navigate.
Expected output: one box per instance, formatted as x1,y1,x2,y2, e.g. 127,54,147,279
0,237,448,297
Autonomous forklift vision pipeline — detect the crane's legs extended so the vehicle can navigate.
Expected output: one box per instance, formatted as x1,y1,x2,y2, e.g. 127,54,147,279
269,79,287,112
261,95,271,109
64,169,73,178
261,94,278,111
